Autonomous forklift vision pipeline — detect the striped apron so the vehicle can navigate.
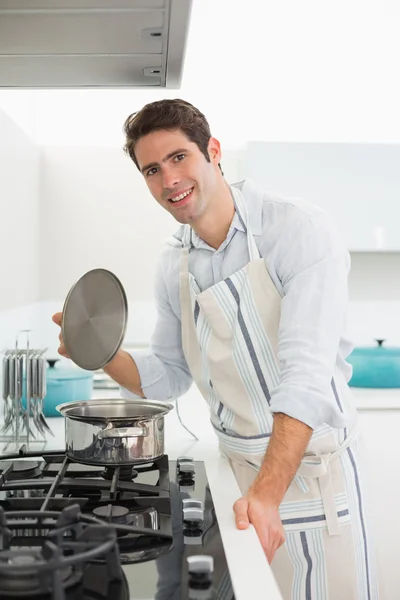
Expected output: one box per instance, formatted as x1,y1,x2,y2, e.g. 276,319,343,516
179,186,379,600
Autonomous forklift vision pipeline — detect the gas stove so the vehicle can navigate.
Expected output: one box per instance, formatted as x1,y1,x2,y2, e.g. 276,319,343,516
0,448,235,600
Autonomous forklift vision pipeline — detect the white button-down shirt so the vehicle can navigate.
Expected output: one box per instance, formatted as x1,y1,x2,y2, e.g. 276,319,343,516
122,179,353,430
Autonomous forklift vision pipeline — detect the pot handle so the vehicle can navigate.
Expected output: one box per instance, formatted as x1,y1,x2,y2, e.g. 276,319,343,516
98,425,147,439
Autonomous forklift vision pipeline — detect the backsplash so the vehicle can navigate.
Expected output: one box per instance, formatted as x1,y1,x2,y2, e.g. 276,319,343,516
346,302,400,346
348,253,400,302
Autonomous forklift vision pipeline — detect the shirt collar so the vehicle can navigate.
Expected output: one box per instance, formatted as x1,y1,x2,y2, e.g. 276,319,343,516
190,178,263,249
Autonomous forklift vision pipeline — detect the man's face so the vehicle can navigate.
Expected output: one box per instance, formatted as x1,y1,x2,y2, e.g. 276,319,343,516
134,128,222,225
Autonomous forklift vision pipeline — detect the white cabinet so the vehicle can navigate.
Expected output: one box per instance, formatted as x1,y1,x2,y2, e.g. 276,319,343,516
355,390,400,600
0,108,41,312
240,142,400,251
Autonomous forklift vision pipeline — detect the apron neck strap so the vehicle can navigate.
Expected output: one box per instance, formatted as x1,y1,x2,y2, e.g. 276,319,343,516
182,223,192,248
230,185,261,261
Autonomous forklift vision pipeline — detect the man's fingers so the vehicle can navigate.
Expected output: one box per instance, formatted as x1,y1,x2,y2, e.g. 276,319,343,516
52,311,70,358
52,312,62,326
250,515,286,563
266,538,279,564
233,497,250,529
253,522,272,558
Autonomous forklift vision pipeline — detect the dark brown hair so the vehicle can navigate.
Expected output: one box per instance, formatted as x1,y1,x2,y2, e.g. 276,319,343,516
123,98,222,174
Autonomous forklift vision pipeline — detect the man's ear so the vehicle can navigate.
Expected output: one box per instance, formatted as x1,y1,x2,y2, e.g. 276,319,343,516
208,136,222,164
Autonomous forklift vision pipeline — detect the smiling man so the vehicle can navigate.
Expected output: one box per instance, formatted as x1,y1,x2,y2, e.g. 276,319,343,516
53,99,378,600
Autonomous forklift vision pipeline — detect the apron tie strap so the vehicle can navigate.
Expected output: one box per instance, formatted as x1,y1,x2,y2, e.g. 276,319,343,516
297,426,359,536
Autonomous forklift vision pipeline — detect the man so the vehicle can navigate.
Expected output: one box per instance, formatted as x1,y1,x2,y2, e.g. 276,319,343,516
53,99,378,599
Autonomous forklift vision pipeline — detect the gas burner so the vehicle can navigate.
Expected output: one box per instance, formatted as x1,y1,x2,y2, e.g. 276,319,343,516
70,488,102,501
102,466,138,481
0,504,122,600
0,450,175,569
1,547,80,597
93,505,131,525
0,460,41,480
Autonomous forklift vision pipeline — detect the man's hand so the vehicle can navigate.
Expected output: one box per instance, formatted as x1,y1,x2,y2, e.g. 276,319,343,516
52,312,70,358
233,488,285,563
232,413,312,563
51,312,144,396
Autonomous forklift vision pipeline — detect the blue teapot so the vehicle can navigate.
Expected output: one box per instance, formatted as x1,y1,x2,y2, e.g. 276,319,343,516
347,339,400,388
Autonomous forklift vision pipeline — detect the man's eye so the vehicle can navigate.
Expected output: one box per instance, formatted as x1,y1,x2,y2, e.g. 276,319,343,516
174,154,185,162
147,167,158,176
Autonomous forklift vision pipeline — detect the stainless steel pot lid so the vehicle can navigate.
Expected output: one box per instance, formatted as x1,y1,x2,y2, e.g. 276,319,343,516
61,269,128,371
56,399,174,421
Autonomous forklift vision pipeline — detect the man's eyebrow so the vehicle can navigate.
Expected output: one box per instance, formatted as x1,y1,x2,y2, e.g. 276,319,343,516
140,148,190,174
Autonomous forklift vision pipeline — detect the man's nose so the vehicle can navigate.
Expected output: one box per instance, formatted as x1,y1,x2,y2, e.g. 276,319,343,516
162,167,180,191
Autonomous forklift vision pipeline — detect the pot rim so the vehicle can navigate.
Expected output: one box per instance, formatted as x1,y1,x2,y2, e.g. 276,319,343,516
66,452,165,466
56,398,174,422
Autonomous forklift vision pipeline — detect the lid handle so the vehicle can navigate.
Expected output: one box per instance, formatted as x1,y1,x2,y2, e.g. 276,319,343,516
47,359,60,368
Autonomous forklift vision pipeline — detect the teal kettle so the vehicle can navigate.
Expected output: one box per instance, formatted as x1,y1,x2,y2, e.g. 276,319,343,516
347,339,400,388
22,358,93,416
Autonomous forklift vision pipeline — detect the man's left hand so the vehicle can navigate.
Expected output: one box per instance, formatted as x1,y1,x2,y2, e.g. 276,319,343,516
233,488,285,563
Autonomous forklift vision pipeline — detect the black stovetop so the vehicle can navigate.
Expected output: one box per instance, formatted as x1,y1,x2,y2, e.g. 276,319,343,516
0,449,235,600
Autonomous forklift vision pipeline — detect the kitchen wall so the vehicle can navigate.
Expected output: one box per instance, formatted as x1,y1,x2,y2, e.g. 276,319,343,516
0,108,42,350
32,144,400,355
239,141,400,346
0,133,399,353
35,144,241,355
38,145,241,301
347,253,400,345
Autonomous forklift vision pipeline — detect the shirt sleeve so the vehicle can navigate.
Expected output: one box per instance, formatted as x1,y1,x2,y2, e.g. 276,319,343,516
120,250,193,401
269,209,350,430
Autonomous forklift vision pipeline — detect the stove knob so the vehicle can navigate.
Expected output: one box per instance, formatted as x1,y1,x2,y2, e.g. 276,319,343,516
177,455,193,466
182,499,202,510
187,555,215,599
177,457,195,477
179,481,195,492
182,499,203,522
182,505,204,524
184,531,203,545
183,499,204,544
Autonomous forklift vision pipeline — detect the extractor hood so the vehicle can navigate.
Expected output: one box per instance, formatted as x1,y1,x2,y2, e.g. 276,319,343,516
0,0,192,88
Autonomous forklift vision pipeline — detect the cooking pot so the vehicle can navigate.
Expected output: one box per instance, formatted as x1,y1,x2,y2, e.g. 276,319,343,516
23,359,93,417
347,339,400,388
56,398,174,465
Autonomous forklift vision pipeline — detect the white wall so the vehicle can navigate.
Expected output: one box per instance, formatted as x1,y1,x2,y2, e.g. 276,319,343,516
39,146,176,303
1,136,399,352
347,253,400,346
39,145,241,302
33,144,400,353
0,109,41,348
242,142,400,251
35,144,241,352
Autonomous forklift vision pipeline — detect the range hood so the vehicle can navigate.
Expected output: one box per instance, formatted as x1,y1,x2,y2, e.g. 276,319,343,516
0,0,192,88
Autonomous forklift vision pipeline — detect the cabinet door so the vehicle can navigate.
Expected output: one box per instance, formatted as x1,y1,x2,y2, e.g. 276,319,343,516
241,142,400,251
357,409,400,600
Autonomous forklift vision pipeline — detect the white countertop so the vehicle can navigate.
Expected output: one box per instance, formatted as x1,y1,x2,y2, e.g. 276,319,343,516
351,387,400,410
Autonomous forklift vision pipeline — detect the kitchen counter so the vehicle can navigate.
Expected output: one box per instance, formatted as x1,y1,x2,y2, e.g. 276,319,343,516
351,386,400,409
